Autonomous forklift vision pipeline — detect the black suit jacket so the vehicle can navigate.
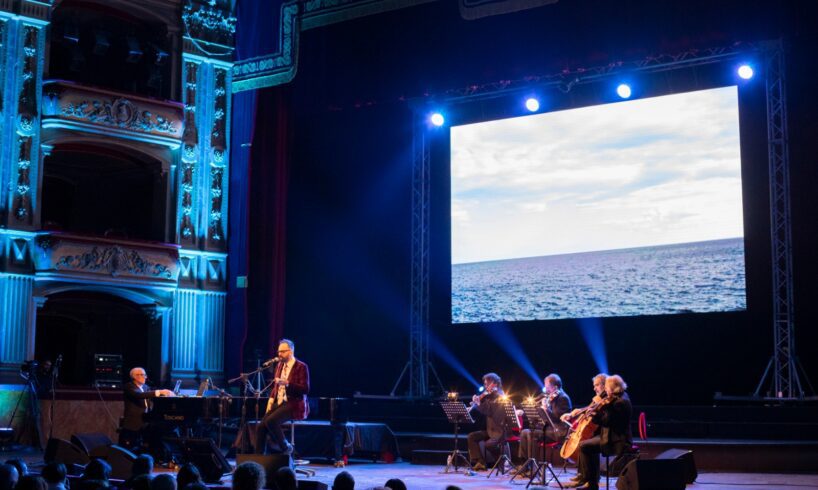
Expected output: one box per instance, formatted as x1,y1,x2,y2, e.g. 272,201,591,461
476,391,508,441
592,392,633,455
538,391,572,438
123,381,156,431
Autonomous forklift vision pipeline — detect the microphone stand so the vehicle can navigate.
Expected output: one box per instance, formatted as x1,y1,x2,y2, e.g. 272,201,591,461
50,360,59,441
228,362,277,454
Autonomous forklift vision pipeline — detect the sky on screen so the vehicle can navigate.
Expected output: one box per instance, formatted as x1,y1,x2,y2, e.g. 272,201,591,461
451,86,744,264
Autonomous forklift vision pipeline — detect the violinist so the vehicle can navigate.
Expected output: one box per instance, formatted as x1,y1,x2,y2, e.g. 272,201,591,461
517,374,572,464
466,373,507,471
568,374,632,490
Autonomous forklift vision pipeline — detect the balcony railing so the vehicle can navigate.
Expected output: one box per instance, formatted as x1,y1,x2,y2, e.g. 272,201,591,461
33,232,180,286
42,80,184,143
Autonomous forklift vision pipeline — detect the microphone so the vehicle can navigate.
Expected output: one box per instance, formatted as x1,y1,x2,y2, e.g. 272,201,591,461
261,357,281,368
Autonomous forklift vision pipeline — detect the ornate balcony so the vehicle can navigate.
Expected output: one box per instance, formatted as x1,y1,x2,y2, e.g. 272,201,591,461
41,80,184,147
32,232,180,287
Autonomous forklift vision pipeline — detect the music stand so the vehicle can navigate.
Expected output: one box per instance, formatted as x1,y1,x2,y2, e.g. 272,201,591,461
486,398,519,478
439,400,473,474
525,400,564,489
510,399,544,482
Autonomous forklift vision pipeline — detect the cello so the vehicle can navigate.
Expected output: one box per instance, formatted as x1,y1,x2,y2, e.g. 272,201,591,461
559,393,614,460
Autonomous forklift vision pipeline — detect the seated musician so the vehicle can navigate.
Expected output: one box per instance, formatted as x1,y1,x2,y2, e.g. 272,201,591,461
120,367,175,451
569,374,632,490
517,373,572,464
466,373,507,471
255,339,310,455
563,373,607,487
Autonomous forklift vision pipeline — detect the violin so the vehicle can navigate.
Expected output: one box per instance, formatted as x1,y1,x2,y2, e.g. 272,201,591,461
468,386,498,411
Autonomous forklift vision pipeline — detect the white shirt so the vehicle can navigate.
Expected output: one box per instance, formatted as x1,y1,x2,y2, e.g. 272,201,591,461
266,357,296,412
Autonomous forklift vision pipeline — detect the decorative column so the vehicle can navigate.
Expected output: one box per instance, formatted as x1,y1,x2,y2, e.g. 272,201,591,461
0,1,52,378
170,0,234,381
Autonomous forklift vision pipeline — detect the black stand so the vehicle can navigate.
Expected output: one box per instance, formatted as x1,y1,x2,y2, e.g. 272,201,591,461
525,398,564,489
228,364,275,454
439,400,473,474
510,399,543,482
486,398,519,478
5,364,42,450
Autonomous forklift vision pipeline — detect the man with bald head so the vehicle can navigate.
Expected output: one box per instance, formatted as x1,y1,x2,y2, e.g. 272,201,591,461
119,367,174,450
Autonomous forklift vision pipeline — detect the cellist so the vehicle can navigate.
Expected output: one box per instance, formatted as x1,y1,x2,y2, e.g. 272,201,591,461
561,373,608,487
568,374,633,490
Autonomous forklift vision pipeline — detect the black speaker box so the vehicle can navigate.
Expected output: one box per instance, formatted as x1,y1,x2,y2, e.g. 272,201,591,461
71,432,113,459
236,453,293,487
107,445,137,480
656,448,697,484
44,438,90,467
297,481,329,490
616,458,686,490
181,438,233,483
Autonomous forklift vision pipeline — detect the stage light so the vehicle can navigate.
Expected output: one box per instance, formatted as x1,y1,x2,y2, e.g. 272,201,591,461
430,112,445,127
737,64,754,80
525,97,540,112
541,385,548,393
616,83,632,99
447,391,458,400
477,386,485,393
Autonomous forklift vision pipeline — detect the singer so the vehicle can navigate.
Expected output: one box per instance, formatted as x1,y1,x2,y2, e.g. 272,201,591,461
255,339,310,455
119,367,175,452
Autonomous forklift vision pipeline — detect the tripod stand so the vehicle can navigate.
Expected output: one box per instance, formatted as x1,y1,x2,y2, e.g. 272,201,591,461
510,399,543,482
486,399,519,478
439,400,473,474
4,363,42,450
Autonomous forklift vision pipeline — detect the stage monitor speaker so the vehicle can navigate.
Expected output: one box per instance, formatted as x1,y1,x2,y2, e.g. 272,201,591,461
107,445,137,480
656,448,697,484
44,438,90,467
71,432,113,459
182,438,233,483
297,481,329,490
236,453,293,487
615,458,686,490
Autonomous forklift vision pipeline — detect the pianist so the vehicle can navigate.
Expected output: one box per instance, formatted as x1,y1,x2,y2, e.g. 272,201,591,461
119,367,175,451
255,339,310,454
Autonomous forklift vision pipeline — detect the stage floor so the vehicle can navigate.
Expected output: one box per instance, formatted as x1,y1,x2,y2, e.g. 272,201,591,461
292,462,818,489
7,448,818,489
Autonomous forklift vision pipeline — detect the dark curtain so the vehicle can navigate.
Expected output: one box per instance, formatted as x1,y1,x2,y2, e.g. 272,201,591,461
227,0,285,377
245,86,291,363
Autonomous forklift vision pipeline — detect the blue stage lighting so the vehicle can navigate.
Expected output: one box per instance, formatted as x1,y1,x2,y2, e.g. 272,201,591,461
737,64,754,80
577,318,609,375
430,112,445,126
525,97,540,112
478,386,485,393
541,385,548,393
616,84,632,99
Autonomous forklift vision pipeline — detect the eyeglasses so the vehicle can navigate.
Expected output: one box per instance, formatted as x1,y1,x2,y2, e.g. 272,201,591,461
134,373,146,377
277,349,291,354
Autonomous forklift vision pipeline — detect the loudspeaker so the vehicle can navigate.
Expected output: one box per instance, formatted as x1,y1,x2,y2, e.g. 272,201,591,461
615,458,686,490
71,432,113,459
656,448,697,484
236,454,293,486
181,438,233,483
107,445,137,480
297,481,329,490
44,438,90,466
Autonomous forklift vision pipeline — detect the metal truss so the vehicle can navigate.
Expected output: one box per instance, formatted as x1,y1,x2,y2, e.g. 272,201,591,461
439,43,764,104
403,40,813,401
392,113,432,397
753,40,814,401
